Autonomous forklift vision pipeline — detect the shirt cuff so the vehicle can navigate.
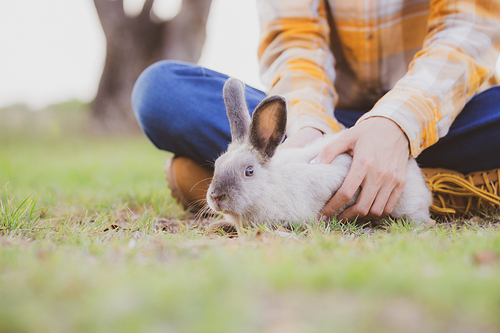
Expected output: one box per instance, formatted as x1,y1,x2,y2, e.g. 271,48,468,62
287,100,345,136
355,92,438,157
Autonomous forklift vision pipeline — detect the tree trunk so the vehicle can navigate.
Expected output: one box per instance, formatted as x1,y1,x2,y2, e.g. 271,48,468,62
91,0,213,133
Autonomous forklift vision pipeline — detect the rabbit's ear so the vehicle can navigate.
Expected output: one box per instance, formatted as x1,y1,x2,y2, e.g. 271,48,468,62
223,78,251,142
249,95,287,159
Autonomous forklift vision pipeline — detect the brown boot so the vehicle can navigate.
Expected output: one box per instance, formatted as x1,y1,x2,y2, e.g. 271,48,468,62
422,167,500,216
164,156,213,216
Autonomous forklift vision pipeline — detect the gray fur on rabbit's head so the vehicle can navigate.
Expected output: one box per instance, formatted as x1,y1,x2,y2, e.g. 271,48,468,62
207,78,287,221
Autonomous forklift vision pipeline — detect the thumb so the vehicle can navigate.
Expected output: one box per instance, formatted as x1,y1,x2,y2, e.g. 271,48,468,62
309,135,351,165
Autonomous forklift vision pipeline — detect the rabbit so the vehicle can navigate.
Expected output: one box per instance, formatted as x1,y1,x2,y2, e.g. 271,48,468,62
206,78,432,229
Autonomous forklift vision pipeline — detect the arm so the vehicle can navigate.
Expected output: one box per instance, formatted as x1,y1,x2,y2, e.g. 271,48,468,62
359,0,500,157
257,0,344,138
317,0,500,221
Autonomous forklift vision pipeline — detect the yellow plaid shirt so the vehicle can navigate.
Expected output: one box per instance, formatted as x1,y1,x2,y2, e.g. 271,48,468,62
257,0,500,157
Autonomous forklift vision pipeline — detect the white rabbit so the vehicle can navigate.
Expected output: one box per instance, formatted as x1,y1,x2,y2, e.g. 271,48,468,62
206,78,432,228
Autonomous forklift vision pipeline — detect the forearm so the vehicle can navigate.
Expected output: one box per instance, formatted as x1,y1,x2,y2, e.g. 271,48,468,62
257,0,343,136
357,0,500,157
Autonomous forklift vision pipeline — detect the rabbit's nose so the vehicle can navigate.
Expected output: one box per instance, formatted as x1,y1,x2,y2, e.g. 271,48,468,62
211,192,227,204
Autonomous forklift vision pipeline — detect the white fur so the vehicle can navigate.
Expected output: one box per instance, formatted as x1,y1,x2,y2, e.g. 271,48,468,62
207,79,432,227
208,132,432,227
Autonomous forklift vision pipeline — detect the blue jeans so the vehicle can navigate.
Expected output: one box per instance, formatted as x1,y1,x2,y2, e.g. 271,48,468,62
132,60,500,174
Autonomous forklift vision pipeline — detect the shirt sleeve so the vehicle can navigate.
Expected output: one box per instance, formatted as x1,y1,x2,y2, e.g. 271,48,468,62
356,0,500,157
257,0,344,136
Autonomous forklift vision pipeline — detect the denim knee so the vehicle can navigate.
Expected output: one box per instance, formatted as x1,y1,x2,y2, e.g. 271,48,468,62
132,60,177,135
132,60,203,151
131,60,266,162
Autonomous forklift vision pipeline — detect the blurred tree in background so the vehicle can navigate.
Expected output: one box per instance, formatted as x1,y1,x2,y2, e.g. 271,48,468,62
92,0,212,133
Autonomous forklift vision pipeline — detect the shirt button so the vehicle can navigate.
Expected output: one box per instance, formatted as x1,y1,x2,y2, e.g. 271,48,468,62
420,139,425,147
364,32,373,39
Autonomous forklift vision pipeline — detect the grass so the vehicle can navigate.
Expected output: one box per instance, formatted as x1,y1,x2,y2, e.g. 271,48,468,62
1,105,500,332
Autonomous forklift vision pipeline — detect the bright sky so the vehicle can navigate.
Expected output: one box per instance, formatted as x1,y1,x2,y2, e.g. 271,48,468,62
0,0,263,109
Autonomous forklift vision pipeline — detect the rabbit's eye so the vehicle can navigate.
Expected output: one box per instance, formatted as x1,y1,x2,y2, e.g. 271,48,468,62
245,166,254,177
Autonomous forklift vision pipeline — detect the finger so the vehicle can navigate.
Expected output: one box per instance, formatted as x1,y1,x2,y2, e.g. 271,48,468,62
336,204,361,222
320,167,365,218
336,162,394,222
320,148,374,217
365,183,394,220
337,180,379,221
362,168,406,221
382,180,405,216
310,136,351,165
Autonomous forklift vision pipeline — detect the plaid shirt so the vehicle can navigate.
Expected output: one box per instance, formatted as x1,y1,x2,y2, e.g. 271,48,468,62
257,0,500,157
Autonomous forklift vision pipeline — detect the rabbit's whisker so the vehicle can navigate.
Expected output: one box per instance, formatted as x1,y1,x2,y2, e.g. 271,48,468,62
190,177,213,193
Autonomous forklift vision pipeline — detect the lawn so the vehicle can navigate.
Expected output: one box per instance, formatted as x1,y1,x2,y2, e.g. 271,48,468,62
1,105,499,333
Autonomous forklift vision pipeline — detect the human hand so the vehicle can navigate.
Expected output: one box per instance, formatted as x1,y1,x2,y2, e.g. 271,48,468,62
279,127,323,150
310,117,410,222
